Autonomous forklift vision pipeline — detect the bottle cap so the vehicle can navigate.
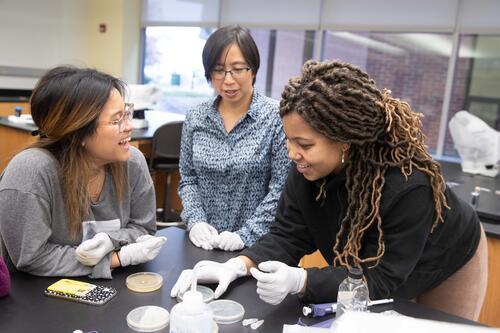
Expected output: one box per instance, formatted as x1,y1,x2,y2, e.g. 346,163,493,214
348,267,363,279
208,299,245,324
14,106,23,116
182,290,203,304
126,272,163,293
177,285,214,303
126,305,169,332
302,306,312,316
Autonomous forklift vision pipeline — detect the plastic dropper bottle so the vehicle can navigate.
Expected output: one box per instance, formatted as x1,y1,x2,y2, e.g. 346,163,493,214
336,267,369,318
169,277,213,333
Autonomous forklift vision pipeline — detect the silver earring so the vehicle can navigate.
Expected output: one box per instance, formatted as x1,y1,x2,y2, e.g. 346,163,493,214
341,151,345,164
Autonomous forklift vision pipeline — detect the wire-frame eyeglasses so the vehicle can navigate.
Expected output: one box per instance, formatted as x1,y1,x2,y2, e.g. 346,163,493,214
100,102,134,132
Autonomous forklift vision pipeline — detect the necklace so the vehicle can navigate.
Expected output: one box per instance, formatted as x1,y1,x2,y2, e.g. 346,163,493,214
88,168,105,203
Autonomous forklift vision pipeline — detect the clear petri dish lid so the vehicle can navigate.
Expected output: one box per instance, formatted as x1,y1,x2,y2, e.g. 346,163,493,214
126,272,163,293
208,299,245,324
177,285,214,303
126,305,169,332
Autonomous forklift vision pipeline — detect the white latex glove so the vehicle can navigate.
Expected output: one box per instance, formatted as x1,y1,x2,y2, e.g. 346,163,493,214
118,236,167,267
250,261,307,305
212,231,245,251
136,234,155,242
170,257,247,299
189,222,219,250
75,232,114,266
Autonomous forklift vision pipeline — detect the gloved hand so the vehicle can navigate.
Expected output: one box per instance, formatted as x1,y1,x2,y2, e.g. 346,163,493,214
118,235,167,267
136,234,155,242
250,261,307,305
189,222,219,250
212,231,245,251
170,257,247,299
75,232,114,266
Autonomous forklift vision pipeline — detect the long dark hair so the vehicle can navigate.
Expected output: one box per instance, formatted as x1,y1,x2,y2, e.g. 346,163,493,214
280,60,448,268
30,66,127,238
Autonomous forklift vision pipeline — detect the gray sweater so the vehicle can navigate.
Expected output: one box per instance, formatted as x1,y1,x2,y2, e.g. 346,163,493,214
0,146,156,279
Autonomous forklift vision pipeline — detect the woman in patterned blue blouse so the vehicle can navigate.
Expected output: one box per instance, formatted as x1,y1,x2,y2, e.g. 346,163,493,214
179,25,290,251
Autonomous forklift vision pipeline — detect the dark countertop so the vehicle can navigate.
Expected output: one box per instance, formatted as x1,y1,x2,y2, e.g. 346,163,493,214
0,227,483,332
130,110,185,140
0,97,30,102
439,160,500,239
0,116,37,132
482,222,500,240
0,88,31,102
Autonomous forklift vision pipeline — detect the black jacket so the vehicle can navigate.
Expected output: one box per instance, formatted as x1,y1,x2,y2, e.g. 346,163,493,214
241,166,480,303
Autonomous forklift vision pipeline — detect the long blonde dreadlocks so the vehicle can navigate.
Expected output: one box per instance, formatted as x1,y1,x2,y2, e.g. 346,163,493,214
280,60,449,269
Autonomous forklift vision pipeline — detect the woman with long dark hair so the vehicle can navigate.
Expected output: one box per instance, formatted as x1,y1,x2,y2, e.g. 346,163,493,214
0,66,166,278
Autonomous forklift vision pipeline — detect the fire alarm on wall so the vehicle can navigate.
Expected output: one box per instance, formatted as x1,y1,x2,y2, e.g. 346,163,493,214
99,23,106,33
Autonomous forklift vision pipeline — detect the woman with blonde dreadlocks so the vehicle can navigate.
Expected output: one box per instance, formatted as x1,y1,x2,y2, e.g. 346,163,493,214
170,60,487,321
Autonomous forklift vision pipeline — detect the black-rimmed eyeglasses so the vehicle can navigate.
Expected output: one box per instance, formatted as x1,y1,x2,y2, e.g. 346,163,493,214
211,67,251,80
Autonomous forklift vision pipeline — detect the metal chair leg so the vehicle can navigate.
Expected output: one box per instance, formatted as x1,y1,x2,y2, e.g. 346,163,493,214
163,170,180,221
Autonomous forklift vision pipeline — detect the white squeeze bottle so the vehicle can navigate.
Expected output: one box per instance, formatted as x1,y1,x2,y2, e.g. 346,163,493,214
169,280,213,333
336,266,369,318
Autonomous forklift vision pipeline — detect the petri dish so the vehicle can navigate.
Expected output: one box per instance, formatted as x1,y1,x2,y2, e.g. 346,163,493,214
177,285,214,303
208,299,245,324
126,272,163,293
126,305,169,332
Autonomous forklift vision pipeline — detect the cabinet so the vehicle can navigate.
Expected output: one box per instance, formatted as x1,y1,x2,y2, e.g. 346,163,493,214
0,102,31,117
0,124,36,171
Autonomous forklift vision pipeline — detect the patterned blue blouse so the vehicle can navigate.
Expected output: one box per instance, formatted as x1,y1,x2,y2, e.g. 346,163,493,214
179,90,290,246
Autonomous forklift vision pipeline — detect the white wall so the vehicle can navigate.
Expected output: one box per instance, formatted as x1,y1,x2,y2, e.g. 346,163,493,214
0,0,87,89
2,0,500,89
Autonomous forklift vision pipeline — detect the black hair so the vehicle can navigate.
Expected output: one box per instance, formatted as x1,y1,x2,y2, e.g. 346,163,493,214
202,25,260,85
